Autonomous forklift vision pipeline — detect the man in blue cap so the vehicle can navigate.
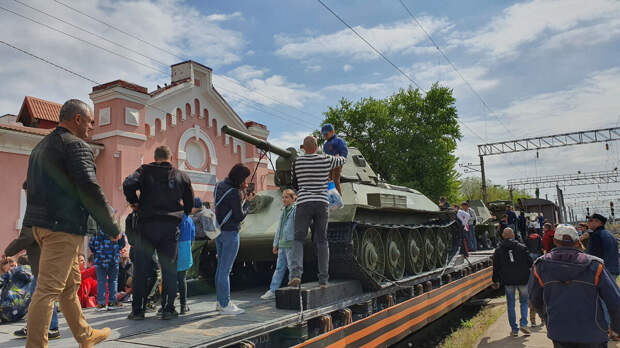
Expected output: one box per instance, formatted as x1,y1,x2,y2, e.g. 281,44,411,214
321,124,348,195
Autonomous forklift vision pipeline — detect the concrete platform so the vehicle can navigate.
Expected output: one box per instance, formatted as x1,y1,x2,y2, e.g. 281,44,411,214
0,288,296,348
477,301,620,348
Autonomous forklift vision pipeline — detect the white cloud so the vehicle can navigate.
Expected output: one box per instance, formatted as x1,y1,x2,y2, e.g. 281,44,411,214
343,64,353,72
305,65,322,72
0,0,247,115
540,17,620,51
455,0,620,59
227,65,267,81
275,17,451,61
269,131,311,151
322,82,387,94
205,11,242,22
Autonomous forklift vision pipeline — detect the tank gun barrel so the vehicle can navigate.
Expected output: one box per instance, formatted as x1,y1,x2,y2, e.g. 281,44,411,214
221,125,292,158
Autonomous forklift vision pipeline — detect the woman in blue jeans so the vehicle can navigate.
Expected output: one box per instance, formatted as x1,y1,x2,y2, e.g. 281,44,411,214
214,164,255,315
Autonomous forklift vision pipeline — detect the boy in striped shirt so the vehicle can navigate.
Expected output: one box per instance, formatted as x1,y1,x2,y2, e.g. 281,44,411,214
288,136,346,288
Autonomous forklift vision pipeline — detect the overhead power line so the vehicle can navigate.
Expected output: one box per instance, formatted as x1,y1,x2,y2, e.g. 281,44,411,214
1,3,317,128
507,170,620,190
53,0,185,60
316,0,485,142
398,0,515,140
0,40,100,84
48,0,319,121
12,0,170,67
0,40,316,132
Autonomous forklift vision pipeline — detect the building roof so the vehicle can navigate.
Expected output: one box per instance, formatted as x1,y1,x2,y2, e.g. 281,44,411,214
92,80,148,94
17,96,62,124
171,60,213,71
149,77,191,97
0,123,53,136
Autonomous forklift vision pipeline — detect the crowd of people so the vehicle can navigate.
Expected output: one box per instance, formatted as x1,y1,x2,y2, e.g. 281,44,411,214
0,98,348,347
492,215,620,347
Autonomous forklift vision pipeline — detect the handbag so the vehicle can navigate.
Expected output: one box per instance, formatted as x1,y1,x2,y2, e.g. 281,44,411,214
203,182,234,240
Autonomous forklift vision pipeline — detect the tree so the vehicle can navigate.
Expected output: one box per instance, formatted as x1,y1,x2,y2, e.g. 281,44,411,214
457,176,531,203
321,84,462,201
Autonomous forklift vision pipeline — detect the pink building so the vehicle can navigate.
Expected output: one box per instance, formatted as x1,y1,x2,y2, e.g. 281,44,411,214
0,60,274,251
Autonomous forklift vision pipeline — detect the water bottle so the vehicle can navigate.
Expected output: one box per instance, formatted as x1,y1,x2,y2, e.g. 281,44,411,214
327,181,343,210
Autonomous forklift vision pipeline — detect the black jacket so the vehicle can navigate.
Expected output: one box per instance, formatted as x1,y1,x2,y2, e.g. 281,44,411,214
22,127,119,237
492,239,533,285
122,162,194,223
214,178,250,231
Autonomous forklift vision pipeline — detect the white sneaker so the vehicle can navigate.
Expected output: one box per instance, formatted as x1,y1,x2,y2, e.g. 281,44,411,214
220,303,244,315
260,290,276,300
216,302,223,311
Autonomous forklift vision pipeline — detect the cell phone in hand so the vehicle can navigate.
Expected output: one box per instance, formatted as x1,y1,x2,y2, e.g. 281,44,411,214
246,182,255,195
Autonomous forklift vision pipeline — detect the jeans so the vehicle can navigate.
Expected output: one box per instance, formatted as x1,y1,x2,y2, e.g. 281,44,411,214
553,342,608,348
27,227,92,347
505,284,529,332
291,201,330,284
95,263,119,306
215,230,240,307
601,273,619,328
29,276,59,330
466,224,477,251
269,248,293,292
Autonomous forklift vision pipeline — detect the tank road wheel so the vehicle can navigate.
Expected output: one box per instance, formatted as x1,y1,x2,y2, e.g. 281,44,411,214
405,229,424,275
385,229,405,280
423,228,437,271
360,228,385,283
352,229,361,261
436,228,448,267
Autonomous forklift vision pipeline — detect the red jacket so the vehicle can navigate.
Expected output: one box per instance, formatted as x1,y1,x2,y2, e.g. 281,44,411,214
542,229,555,253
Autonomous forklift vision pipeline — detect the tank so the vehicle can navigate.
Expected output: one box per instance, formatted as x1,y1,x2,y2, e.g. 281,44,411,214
467,200,500,249
214,126,459,290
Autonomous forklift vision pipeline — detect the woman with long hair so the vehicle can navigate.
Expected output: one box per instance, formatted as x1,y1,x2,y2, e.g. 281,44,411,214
214,164,255,314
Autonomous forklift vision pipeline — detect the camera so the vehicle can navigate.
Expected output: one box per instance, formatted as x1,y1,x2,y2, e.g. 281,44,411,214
246,182,255,195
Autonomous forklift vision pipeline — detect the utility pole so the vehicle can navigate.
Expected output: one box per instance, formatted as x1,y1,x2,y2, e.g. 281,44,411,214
480,155,487,203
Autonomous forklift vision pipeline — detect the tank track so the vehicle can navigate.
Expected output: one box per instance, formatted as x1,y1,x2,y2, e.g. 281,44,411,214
327,219,460,291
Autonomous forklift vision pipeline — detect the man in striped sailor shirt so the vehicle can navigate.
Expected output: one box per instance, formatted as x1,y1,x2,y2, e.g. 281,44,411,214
288,136,346,288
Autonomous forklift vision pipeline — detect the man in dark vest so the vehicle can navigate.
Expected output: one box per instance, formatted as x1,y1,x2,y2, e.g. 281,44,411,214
123,145,194,320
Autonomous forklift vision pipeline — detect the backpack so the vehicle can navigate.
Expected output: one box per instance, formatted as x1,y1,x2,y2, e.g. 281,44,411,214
199,182,234,240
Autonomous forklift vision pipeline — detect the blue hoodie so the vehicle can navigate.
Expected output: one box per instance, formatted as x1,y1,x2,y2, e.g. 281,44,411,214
177,214,195,272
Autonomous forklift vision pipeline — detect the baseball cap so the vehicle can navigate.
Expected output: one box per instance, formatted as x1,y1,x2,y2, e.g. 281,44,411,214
554,224,579,242
588,213,607,225
321,124,334,135
194,197,203,209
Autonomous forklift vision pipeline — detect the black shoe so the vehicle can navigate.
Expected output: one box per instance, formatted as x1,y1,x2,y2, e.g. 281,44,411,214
127,311,145,320
48,329,61,340
180,305,190,315
13,327,27,338
161,310,179,320
157,306,164,315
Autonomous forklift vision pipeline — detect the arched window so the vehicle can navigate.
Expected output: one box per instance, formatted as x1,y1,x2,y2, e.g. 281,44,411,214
166,113,173,126
194,99,200,118
155,118,162,133
185,103,191,119
176,108,182,122
145,124,151,138
203,108,209,121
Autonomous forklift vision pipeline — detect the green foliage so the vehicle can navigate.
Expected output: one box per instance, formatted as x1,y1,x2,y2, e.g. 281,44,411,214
458,176,531,203
322,84,462,201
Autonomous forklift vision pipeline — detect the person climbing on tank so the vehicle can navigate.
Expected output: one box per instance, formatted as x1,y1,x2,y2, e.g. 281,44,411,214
321,124,348,196
261,189,297,300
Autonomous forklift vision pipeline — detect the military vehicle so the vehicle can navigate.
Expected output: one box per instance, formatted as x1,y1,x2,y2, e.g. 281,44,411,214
467,200,500,249
213,126,460,290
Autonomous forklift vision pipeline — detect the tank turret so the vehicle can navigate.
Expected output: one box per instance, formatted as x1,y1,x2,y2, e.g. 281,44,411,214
221,125,297,188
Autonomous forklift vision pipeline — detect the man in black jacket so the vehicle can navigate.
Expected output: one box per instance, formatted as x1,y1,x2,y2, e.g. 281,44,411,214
492,227,533,337
123,145,194,320
22,99,120,348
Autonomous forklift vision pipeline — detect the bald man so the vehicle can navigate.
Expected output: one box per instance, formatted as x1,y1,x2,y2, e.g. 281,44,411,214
492,227,533,337
288,136,346,287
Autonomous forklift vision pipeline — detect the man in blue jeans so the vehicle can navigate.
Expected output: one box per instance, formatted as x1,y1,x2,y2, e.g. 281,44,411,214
492,227,533,337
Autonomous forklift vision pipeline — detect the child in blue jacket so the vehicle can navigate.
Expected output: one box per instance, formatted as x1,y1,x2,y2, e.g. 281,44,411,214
161,213,195,314
261,189,297,300
89,227,126,311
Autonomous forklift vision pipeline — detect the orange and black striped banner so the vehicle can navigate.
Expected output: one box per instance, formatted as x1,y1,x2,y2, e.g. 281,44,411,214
295,267,493,348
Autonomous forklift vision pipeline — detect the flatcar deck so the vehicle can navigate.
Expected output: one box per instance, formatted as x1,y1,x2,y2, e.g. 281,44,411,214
0,251,493,348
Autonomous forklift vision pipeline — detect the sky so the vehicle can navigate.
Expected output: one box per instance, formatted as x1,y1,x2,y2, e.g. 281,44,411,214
1,0,619,220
